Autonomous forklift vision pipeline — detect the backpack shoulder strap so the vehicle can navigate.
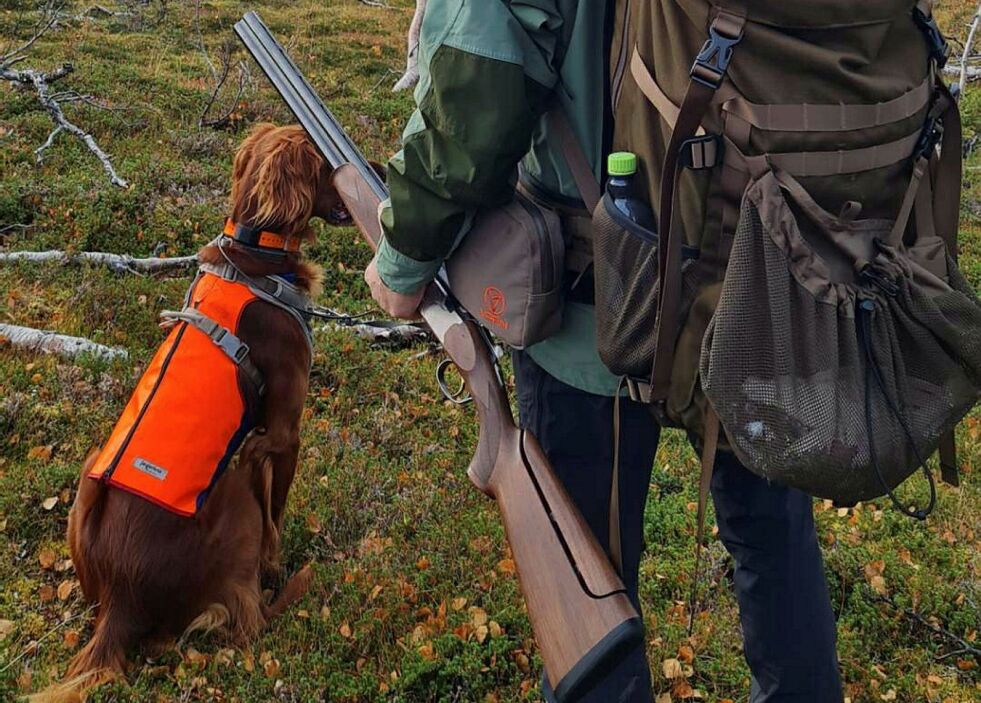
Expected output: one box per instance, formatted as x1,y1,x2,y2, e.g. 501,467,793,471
548,108,601,212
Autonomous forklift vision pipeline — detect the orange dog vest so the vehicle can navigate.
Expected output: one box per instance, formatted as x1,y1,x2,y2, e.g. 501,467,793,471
88,272,262,516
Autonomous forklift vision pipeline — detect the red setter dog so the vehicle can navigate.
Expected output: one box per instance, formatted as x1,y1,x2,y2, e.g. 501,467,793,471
34,124,346,701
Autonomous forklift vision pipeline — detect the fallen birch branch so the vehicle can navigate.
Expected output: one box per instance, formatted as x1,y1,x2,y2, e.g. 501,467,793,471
0,323,128,360
944,63,981,81
0,249,197,274
321,320,429,345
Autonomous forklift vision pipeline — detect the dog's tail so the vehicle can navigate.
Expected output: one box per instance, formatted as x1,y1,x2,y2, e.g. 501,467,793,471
27,607,132,703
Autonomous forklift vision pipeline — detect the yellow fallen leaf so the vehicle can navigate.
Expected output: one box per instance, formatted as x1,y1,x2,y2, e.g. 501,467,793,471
475,625,489,643
39,584,55,602
662,658,684,679
416,556,430,570
469,607,488,627
339,622,352,639
57,580,74,601
497,558,516,575
41,497,58,511
870,575,887,596
451,597,467,611
488,621,502,638
263,657,280,677
880,689,896,701
0,620,15,639
63,629,79,648
418,643,436,661
38,548,56,570
29,445,53,462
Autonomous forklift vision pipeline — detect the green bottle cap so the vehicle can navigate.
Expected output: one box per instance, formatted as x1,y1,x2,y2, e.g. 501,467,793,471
607,151,637,177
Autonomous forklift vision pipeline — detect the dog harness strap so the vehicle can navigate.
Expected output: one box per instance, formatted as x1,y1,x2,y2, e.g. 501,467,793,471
160,309,266,395
199,261,315,356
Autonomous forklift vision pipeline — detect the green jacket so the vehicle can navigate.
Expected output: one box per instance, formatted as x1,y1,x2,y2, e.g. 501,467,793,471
376,0,621,396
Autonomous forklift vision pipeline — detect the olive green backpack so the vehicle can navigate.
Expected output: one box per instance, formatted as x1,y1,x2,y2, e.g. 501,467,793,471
594,0,980,515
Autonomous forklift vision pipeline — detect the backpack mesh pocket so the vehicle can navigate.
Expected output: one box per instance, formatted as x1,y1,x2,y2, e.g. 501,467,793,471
700,171,981,505
593,194,702,378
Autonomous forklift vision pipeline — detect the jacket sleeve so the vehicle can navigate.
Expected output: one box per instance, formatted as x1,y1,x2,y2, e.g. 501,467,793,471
375,0,564,294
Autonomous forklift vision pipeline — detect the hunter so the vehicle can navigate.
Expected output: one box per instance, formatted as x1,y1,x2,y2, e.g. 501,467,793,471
365,1,842,701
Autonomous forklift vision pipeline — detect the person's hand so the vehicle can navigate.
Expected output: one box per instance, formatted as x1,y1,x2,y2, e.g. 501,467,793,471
365,257,425,320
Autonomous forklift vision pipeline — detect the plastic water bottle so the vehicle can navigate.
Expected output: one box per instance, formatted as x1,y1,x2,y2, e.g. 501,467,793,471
607,151,657,244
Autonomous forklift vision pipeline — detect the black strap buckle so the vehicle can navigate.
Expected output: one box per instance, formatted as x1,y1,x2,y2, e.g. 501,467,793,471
914,112,944,159
679,134,722,170
912,6,950,69
691,24,743,89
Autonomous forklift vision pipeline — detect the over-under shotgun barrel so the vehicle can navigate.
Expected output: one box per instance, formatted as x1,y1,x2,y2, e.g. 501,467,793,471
235,13,643,701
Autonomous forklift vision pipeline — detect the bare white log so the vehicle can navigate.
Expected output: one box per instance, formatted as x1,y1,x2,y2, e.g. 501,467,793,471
959,1,981,96
393,0,426,92
944,64,981,81
321,321,429,345
0,323,128,360
0,249,197,273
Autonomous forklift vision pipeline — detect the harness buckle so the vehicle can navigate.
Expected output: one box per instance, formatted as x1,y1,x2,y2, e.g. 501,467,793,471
213,327,250,363
691,24,743,89
679,134,723,170
912,6,950,69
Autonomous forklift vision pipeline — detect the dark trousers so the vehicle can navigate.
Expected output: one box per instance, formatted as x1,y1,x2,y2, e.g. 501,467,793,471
513,351,843,703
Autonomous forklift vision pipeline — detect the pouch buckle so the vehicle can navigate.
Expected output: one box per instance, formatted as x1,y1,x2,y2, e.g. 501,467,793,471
679,134,722,170
914,112,944,159
912,6,950,69
691,24,743,89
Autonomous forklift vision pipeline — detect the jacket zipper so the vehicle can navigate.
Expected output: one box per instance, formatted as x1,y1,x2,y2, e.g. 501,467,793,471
611,0,633,111
516,192,554,292
101,324,188,482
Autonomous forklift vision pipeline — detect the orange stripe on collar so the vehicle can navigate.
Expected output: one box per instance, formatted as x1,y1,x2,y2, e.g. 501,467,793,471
223,219,301,253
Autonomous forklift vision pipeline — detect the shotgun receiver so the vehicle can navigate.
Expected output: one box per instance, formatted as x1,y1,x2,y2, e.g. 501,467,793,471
235,12,642,700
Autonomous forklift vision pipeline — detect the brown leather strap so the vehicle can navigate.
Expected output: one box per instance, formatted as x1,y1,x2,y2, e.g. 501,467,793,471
630,48,706,136
938,430,959,487
609,377,627,575
549,109,601,213
722,74,932,133
688,405,719,633
650,10,746,402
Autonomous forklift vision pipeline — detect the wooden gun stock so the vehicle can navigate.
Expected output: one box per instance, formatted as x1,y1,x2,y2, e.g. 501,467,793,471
334,164,643,700
234,14,643,695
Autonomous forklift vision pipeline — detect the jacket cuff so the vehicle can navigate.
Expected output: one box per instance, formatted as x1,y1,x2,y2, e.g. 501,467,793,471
375,235,442,294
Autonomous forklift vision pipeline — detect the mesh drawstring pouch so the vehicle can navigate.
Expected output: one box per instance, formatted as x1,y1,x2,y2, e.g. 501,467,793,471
700,169,981,510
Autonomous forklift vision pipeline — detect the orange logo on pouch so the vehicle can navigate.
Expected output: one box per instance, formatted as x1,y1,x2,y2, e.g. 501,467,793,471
480,286,509,330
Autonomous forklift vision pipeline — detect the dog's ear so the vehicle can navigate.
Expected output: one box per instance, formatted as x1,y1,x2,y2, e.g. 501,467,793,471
230,123,277,209
249,126,324,235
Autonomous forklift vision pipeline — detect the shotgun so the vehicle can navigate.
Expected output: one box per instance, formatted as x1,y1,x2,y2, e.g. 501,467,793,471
234,12,642,700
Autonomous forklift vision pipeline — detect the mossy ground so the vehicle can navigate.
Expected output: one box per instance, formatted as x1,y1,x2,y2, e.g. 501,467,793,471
0,1,978,701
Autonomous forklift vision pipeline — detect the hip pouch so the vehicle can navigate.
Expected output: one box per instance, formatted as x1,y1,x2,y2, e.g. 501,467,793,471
446,192,566,348
700,169,981,510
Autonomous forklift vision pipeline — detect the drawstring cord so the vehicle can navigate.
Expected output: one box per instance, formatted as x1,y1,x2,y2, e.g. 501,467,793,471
857,298,936,520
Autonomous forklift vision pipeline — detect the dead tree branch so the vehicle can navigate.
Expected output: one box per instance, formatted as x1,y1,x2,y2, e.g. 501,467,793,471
0,323,128,361
0,249,197,274
874,593,980,663
194,1,251,129
1,2,129,187
960,1,981,95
